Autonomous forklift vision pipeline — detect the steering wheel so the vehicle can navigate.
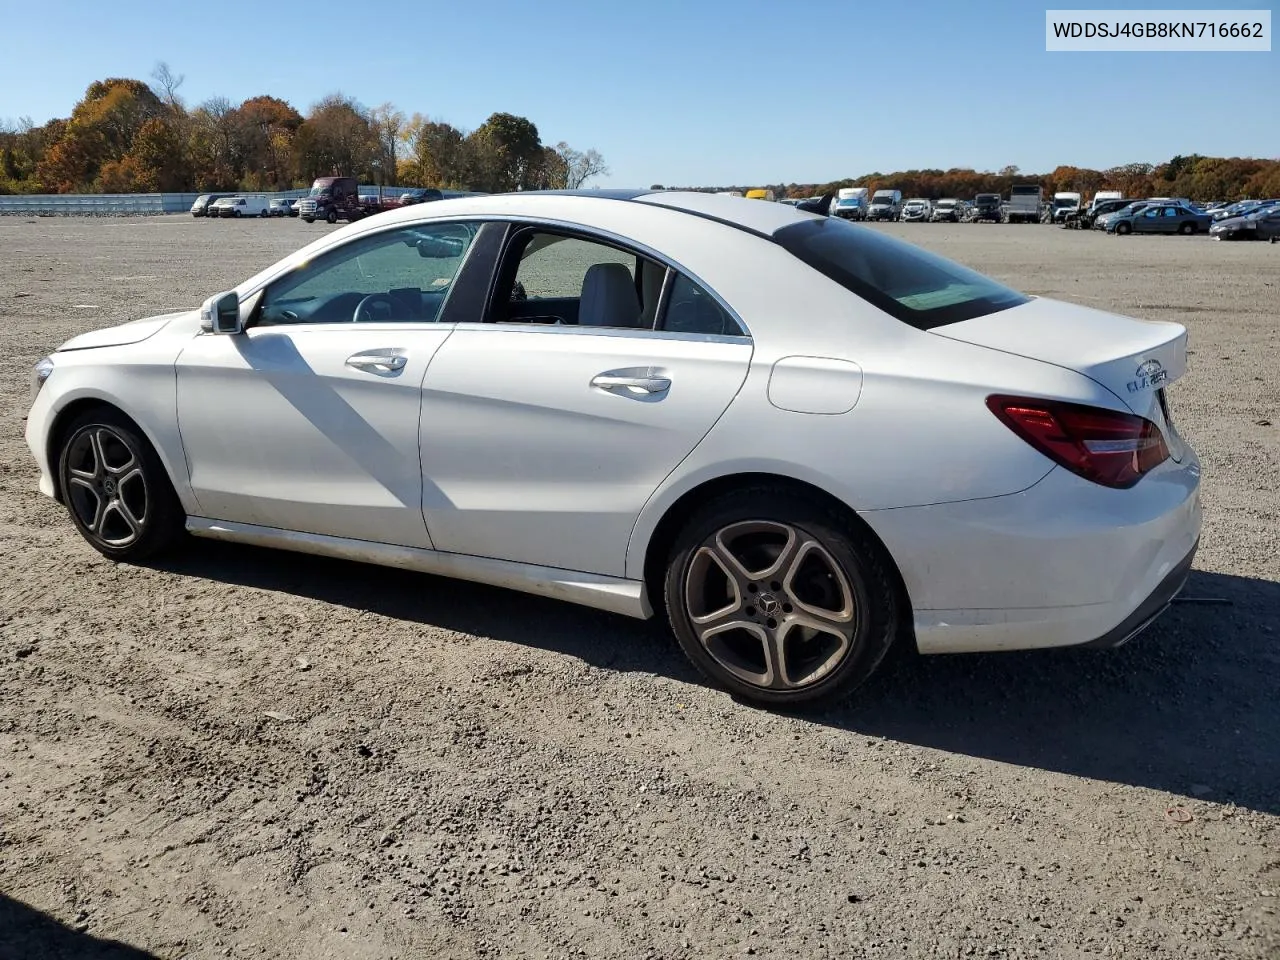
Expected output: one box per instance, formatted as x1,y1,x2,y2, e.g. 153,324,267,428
353,293,396,323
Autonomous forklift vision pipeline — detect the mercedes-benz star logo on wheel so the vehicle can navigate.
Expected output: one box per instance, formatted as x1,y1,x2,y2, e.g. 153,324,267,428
758,594,781,616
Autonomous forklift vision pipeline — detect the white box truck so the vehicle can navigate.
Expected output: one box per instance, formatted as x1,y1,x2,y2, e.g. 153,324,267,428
834,187,870,220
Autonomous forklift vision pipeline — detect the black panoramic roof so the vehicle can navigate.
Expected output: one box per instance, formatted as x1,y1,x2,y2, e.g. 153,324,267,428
515,188,656,201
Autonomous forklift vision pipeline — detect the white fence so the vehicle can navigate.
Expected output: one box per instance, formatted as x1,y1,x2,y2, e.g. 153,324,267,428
0,186,415,217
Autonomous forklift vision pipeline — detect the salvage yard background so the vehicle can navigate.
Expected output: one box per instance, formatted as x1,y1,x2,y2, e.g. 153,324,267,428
0,216,1277,959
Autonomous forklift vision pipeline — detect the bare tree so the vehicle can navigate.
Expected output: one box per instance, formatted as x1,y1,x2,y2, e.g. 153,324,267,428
151,61,186,111
369,102,405,186
555,142,609,189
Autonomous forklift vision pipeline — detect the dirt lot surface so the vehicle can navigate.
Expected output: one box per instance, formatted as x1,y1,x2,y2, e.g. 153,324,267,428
1,215,1277,960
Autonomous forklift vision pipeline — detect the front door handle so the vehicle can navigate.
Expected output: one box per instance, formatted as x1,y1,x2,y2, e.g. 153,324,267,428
346,352,407,372
590,374,671,395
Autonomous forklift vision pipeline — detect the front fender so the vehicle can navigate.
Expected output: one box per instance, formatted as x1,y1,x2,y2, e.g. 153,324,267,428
26,342,197,515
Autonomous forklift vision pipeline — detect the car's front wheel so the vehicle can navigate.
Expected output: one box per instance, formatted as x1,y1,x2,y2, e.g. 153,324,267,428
57,408,184,561
1116,221,1132,235
664,488,899,708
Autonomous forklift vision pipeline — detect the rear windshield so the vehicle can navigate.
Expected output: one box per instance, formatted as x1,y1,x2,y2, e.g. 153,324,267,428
774,218,1030,330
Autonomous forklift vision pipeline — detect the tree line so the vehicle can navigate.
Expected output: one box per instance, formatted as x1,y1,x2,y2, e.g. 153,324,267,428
680,156,1280,204
0,65,609,195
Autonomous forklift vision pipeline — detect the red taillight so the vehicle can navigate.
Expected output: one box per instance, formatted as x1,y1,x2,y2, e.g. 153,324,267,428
986,395,1169,488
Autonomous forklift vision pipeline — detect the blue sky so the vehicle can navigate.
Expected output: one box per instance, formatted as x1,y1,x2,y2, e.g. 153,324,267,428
2,0,1275,186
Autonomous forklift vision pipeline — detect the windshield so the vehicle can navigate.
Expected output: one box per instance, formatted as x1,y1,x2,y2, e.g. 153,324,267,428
309,186,331,197
905,201,926,208
1053,198,1077,207
774,218,1029,331
936,200,956,208
976,195,999,205
836,198,861,206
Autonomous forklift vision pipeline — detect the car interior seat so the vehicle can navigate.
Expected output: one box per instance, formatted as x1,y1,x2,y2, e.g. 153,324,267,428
578,262,641,327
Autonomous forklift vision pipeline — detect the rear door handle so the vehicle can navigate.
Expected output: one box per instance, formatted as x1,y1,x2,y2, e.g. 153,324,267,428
590,374,671,395
346,352,407,372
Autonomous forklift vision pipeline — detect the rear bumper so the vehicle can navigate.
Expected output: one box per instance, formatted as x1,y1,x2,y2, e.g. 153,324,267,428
1077,540,1196,648
863,454,1202,655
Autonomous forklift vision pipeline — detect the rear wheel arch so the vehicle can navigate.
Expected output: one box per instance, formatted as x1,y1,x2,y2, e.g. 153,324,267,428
639,472,914,641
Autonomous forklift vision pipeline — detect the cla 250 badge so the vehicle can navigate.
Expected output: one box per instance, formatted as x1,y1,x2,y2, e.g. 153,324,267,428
1127,359,1168,394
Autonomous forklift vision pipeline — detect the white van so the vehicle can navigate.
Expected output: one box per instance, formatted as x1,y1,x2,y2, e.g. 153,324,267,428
834,187,870,220
216,195,270,218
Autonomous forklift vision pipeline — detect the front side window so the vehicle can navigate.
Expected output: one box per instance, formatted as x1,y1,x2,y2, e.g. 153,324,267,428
256,222,478,326
774,217,1029,330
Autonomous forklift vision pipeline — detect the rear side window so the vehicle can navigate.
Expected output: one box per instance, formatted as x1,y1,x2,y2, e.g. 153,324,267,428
773,218,1029,330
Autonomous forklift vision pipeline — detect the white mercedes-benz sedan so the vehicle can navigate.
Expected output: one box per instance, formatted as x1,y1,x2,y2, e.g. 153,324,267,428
26,190,1201,707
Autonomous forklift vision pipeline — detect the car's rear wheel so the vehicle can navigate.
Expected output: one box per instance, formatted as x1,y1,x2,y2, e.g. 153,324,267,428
664,489,899,708
1179,222,1195,235
57,408,184,562
1116,221,1132,235
326,209,338,224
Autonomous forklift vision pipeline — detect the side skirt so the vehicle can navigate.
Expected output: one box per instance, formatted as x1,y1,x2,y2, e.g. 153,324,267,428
186,517,654,620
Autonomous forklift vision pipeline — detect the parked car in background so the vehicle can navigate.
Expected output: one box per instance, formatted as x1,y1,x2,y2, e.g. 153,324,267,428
744,189,776,201
217,195,270,218
901,198,932,222
1209,204,1280,241
1211,199,1262,222
400,188,445,206
268,198,296,217
867,189,903,221
1088,190,1124,213
24,189,1201,708
931,198,962,222
1050,192,1083,223
1094,201,1153,230
207,197,236,218
1079,197,1140,229
1106,202,1211,235
972,193,1003,222
190,194,229,217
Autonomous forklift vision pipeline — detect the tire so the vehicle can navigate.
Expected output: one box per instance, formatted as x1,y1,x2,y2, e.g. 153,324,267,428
260,209,269,218
325,209,338,225
1116,221,1132,235
1179,222,1194,235
234,210,241,218
303,217,315,223
663,487,899,708
56,407,185,562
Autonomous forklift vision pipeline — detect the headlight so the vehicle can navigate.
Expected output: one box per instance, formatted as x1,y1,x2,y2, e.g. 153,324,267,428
31,355,54,401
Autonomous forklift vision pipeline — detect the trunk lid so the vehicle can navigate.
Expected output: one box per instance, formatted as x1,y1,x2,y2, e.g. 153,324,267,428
931,296,1190,459
931,296,1186,410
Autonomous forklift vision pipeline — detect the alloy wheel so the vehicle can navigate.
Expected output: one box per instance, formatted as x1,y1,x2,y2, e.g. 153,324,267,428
64,425,149,548
683,520,857,692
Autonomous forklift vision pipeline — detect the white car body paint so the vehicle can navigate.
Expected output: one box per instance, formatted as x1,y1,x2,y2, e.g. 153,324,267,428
25,191,1201,657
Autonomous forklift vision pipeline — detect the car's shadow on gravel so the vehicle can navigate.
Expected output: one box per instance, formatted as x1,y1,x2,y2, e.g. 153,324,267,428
0,893,159,959
824,569,1280,815
155,547,1279,814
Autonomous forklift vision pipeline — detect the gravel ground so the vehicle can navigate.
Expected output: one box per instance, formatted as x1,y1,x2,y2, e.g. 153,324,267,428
0,215,1277,960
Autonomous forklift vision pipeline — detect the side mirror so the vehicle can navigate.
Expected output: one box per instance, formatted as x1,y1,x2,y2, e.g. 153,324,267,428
200,291,243,334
